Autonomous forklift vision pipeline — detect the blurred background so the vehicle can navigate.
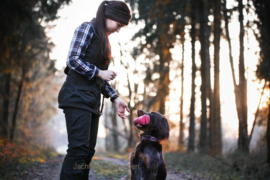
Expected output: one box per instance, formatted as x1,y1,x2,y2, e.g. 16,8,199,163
0,0,270,179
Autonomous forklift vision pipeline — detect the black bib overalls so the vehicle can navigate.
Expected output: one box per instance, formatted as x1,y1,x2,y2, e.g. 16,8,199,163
58,24,107,180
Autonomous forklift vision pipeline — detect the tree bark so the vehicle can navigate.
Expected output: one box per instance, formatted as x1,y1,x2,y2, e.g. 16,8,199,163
1,73,10,139
119,48,137,150
179,42,185,149
252,0,270,163
223,0,248,153
10,69,26,141
212,0,222,155
111,105,119,151
249,82,266,145
267,90,270,164
188,0,197,153
237,0,249,152
178,0,187,150
199,0,210,154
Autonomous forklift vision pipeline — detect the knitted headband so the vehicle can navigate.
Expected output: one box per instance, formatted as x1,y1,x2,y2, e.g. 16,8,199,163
104,4,131,25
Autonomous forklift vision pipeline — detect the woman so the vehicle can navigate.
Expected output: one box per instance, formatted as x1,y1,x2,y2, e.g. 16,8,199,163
58,1,131,179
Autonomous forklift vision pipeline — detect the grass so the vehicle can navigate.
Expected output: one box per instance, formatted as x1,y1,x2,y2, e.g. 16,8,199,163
95,152,130,160
90,156,130,179
164,151,270,180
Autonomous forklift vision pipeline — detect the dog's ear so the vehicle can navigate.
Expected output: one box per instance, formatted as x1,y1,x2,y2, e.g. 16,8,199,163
152,113,170,140
158,117,170,140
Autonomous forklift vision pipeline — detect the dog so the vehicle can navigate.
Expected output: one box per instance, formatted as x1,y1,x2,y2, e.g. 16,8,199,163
130,109,170,180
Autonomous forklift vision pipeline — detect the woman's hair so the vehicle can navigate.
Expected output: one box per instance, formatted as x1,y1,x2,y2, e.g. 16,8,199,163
93,1,131,67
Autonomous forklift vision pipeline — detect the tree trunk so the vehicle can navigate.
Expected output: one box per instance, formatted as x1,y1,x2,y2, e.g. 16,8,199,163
1,73,11,139
157,59,170,115
267,90,270,164
249,83,266,145
104,105,110,151
154,20,171,115
179,42,185,150
223,0,248,153
119,50,137,150
188,0,197,153
237,0,249,152
10,70,25,141
178,0,187,150
212,0,222,155
111,103,119,152
199,0,210,154
252,0,270,163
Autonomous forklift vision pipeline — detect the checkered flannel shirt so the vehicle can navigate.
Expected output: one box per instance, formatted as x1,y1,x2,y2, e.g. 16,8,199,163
66,22,117,98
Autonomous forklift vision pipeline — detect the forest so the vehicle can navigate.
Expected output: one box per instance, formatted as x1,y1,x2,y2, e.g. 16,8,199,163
0,0,270,179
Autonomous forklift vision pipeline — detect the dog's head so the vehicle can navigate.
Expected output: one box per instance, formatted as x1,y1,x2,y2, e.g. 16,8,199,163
133,109,170,140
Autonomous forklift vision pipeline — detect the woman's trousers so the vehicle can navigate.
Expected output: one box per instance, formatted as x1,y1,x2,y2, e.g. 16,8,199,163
60,108,99,180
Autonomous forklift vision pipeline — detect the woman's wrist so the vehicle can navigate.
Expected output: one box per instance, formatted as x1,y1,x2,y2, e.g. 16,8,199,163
110,93,119,103
96,69,103,78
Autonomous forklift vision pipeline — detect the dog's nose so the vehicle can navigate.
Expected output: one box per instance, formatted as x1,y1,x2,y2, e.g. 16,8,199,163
137,109,145,116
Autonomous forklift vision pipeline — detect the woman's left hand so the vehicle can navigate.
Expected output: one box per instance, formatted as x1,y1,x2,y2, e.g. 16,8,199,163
114,97,130,119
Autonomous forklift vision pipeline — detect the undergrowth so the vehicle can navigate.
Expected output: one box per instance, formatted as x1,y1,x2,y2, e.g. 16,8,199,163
164,151,270,180
0,138,57,179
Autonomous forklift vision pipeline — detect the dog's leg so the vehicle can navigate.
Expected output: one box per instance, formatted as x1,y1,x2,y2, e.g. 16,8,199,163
155,153,167,180
156,162,167,180
130,163,146,180
138,152,160,180
130,153,150,180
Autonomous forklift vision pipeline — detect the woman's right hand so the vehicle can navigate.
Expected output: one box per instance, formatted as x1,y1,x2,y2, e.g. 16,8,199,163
96,70,117,81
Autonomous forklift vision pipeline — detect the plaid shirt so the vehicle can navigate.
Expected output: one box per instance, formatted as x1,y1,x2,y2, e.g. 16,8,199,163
67,22,116,98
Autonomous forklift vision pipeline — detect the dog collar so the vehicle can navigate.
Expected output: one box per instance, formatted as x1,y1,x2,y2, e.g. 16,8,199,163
141,135,159,142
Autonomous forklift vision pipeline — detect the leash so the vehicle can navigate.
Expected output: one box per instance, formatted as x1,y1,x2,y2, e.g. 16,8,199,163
99,95,105,116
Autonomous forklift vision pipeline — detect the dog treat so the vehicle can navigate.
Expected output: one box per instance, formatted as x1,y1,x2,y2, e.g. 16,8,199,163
133,115,150,127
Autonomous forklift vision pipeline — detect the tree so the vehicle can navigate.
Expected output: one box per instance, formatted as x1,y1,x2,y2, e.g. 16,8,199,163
237,0,249,152
211,0,222,155
0,0,71,140
252,0,270,163
119,48,142,150
187,0,198,153
126,0,181,115
198,0,211,154
223,0,249,153
178,0,187,150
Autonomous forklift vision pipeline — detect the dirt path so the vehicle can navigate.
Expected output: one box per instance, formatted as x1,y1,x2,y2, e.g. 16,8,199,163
96,157,210,180
15,155,210,180
15,155,64,180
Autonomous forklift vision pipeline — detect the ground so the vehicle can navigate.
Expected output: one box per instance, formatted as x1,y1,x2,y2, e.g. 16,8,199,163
10,154,210,180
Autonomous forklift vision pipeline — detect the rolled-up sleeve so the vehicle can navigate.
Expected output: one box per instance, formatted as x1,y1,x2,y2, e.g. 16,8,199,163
101,81,117,98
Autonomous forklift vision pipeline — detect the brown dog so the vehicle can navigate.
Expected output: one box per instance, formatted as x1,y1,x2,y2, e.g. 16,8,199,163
130,109,170,180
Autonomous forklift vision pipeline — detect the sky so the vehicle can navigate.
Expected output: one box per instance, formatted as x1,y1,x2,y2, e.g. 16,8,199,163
47,0,269,154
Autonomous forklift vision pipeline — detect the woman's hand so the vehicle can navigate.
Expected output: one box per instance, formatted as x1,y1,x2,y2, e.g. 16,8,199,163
114,97,130,119
96,70,117,81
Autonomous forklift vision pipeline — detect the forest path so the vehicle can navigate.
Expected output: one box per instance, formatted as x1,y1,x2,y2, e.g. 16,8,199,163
14,154,210,180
